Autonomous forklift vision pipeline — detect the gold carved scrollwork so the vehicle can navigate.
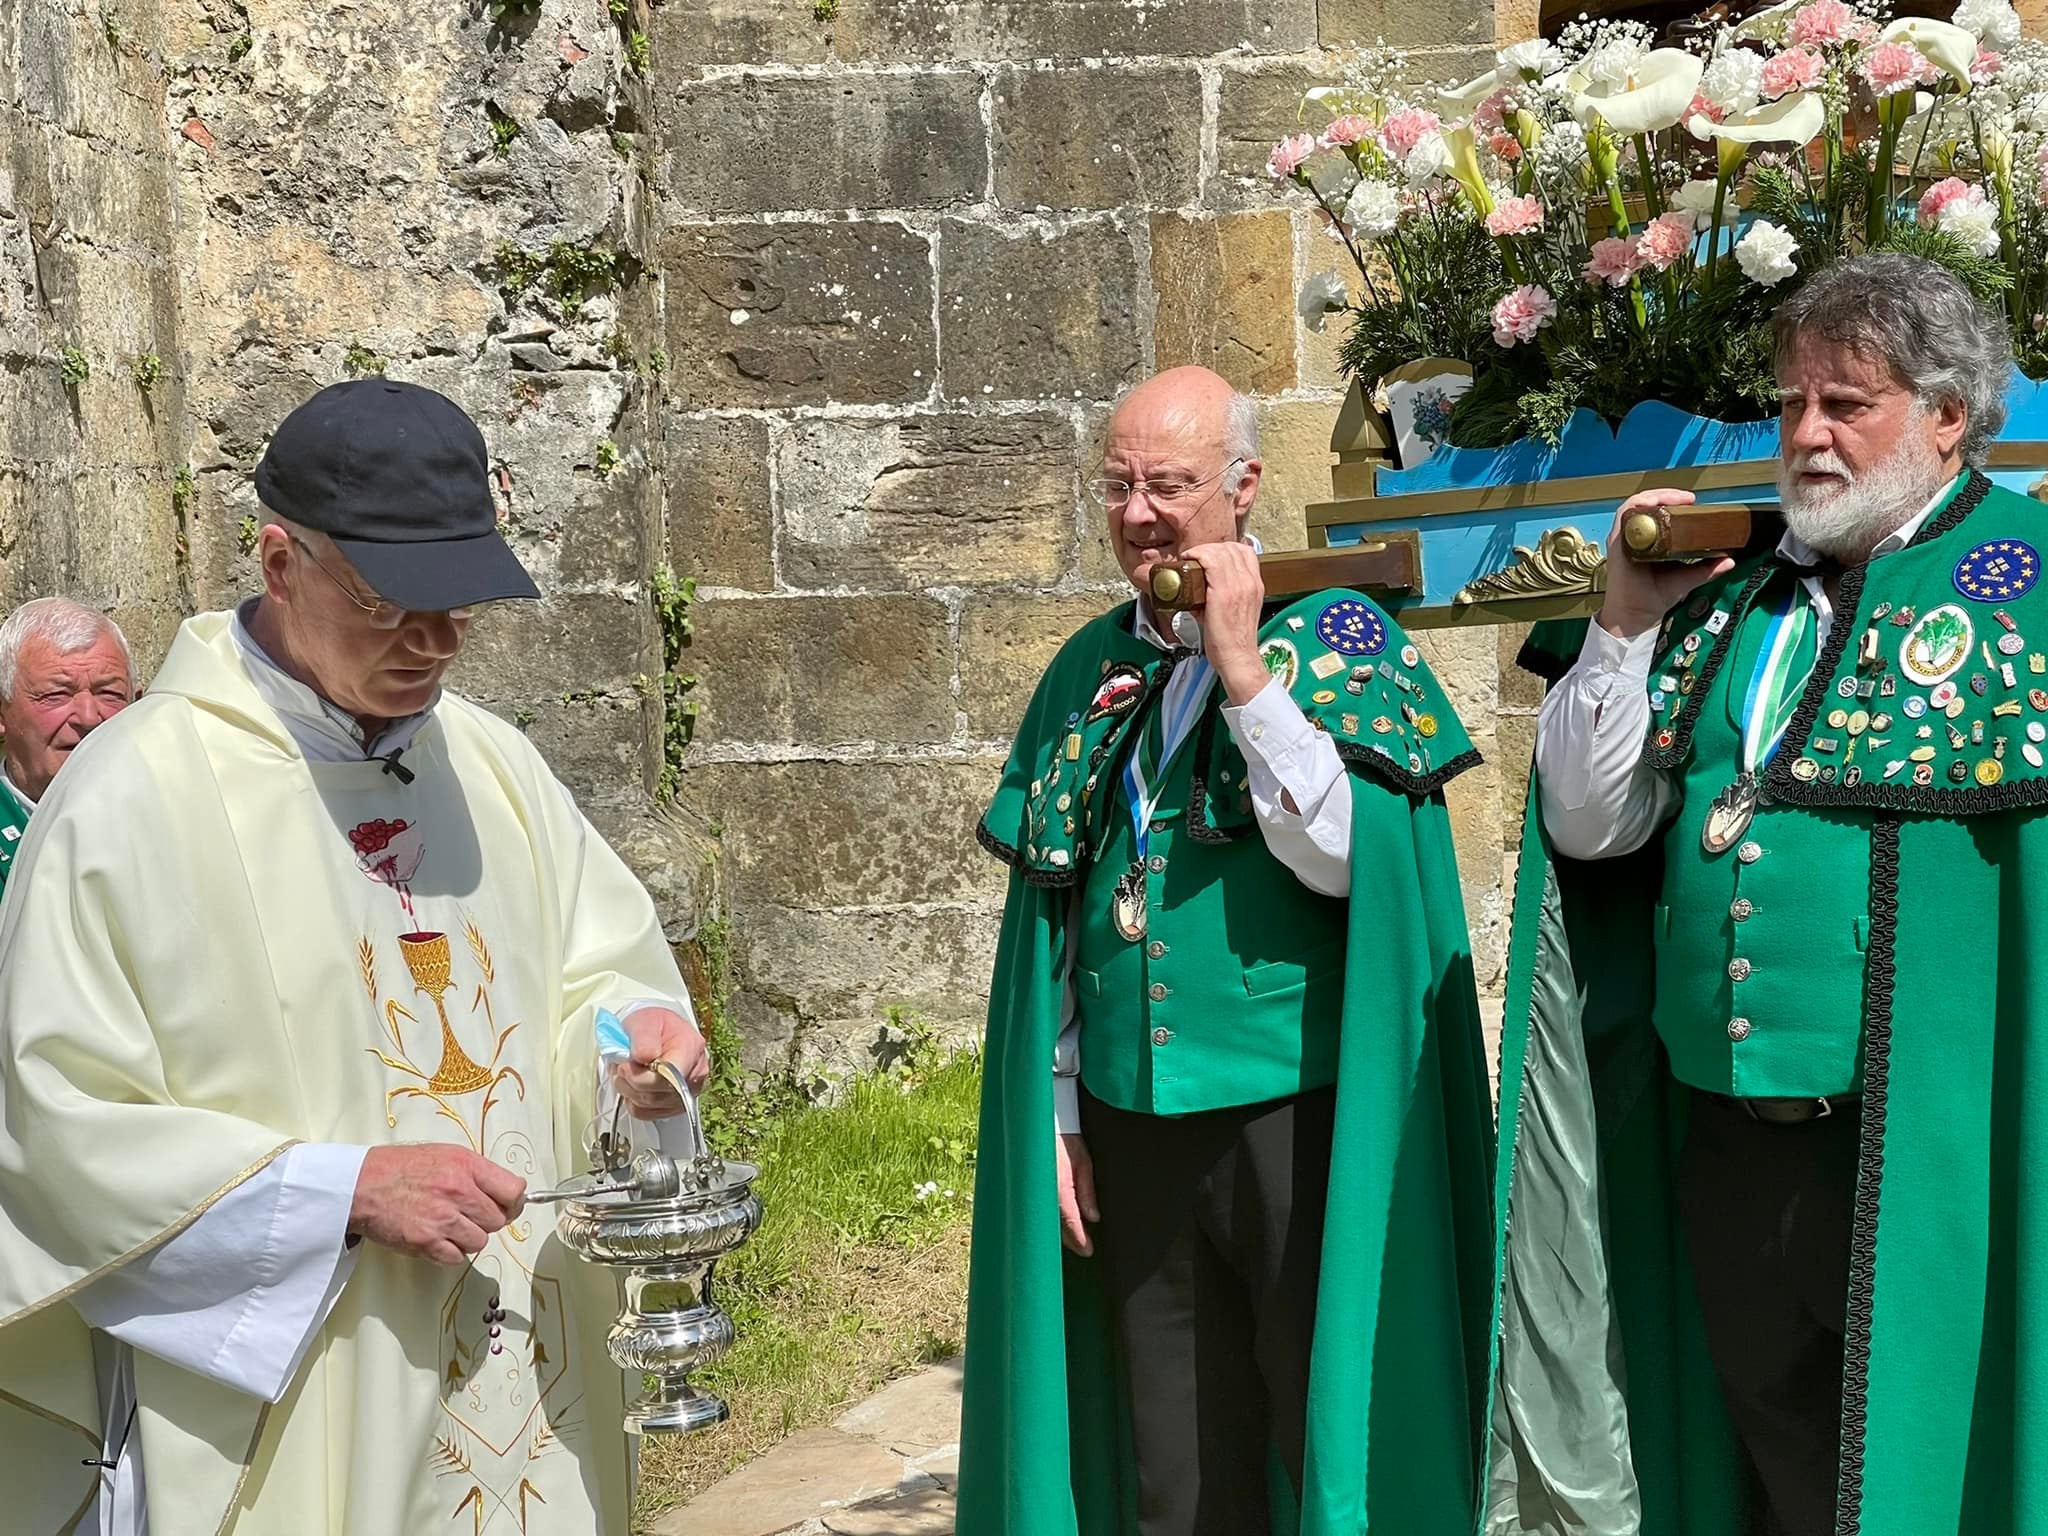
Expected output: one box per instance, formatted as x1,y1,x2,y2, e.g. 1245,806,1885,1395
1453,526,1607,606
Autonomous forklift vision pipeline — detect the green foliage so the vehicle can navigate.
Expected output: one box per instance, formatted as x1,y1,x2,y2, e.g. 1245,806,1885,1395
131,353,163,393
227,32,251,62
594,438,619,476
58,346,89,388
237,515,259,555
625,30,650,73
647,345,668,376
814,0,839,17
513,705,536,728
488,0,541,21
343,342,382,378
650,563,698,800
610,130,635,159
545,241,621,308
487,105,520,157
496,241,623,312
102,12,121,47
608,0,630,17
1868,221,2015,304
603,331,641,372
172,465,195,521
1334,215,1505,389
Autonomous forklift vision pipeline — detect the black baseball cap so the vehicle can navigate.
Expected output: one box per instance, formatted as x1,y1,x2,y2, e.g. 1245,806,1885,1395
253,380,540,611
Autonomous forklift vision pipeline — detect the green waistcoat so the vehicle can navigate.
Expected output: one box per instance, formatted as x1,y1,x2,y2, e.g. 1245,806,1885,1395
1652,568,1871,1096
964,586,1498,1535
1486,471,2048,1536
1072,700,1348,1116
0,778,29,901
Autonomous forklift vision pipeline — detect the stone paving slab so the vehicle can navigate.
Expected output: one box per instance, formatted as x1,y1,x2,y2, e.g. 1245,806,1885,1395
650,1358,964,1536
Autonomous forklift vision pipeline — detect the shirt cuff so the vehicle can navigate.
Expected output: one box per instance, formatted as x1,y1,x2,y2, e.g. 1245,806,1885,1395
1577,619,1662,684
214,1142,367,1402
1053,1074,1081,1137
1221,678,1324,806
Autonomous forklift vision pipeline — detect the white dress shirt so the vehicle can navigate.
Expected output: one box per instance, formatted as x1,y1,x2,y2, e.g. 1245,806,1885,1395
80,603,694,1535
1052,600,1355,1134
1535,484,1953,862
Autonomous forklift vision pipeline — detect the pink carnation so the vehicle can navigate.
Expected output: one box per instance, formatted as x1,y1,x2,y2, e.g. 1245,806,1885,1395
1971,49,2003,84
1268,133,1316,178
1489,129,1525,161
1486,194,1546,236
1860,41,1938,96
1321,114,1373,147
1379,106,1442,160
1636,211,1696,272
1790,0,1877,48
1687,93,1728,126
1584,235,1642,287
1474,88,1513,134
1918,176,1973,223
1491,284,1557,347
1760,46,1826,98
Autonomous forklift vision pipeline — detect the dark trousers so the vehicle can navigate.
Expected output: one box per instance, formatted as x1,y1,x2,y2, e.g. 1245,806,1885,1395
1676,1091,1862,1536
1079,1084,1336,1536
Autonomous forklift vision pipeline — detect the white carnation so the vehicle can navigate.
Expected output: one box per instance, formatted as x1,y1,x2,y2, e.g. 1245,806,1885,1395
1701,47,1765,114
1735,218,1799,286
1342,178,1403,236
1403,131,1453,184
1586,35,1651,89
1940,190,2004,254
1671,178,1739,226
1954,0,2023,50
1297,270,1352,333
1499,39,1565,77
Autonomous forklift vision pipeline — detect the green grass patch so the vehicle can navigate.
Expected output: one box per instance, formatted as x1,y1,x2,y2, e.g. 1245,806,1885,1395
632,1027,981,1523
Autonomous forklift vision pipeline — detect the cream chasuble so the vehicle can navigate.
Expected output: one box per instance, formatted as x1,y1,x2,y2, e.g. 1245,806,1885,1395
0,611,687,1536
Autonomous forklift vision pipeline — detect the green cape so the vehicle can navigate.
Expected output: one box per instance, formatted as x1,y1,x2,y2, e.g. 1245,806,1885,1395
1485,473,2048,1535
957,592,1498,1535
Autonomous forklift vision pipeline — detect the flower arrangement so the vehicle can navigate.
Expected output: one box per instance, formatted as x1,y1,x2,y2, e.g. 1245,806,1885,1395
1277,1,2048,452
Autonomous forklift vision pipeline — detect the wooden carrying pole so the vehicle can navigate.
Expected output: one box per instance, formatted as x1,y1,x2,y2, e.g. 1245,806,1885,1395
1622,501,1760,562
1147,535,1422,612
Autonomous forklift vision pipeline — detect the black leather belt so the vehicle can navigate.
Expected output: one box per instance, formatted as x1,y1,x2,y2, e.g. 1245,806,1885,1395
1704,1091,1860,1125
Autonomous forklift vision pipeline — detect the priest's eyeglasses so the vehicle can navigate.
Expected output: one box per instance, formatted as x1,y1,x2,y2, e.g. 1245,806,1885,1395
288,534,475,629
1088,458,1244,511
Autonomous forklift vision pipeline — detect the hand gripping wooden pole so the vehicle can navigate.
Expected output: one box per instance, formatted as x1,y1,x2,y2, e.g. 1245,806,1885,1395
1147,534,1423,613
1619,501,1759,563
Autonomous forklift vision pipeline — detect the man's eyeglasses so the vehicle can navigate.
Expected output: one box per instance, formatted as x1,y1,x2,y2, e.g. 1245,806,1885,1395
1087,458,1244,511
288,534,474,630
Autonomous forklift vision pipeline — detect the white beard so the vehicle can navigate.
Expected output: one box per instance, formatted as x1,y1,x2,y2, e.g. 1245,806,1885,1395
1777,431,1949,562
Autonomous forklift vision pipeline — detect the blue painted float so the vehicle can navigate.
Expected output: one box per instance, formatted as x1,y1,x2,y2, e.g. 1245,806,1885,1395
1306,374,2048,628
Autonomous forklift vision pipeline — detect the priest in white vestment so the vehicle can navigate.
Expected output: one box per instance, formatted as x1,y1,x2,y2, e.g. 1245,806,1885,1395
0,381,710,1536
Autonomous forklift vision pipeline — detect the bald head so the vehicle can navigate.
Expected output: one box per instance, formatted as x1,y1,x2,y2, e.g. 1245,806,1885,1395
1099,367,1263,595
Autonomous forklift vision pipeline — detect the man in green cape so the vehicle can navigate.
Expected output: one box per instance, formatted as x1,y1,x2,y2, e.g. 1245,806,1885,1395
1486,254,2048,1535
956,365,1498,1535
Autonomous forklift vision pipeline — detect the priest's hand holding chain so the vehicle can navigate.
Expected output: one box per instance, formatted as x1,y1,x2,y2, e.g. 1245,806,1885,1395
611,1005,712,1119
349,1145,529,1267
1184,540,1270,706
1599,490,1735,641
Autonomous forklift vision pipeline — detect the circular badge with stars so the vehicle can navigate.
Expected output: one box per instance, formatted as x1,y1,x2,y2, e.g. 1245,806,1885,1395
1314,598,1387,657
1954,538,2042,603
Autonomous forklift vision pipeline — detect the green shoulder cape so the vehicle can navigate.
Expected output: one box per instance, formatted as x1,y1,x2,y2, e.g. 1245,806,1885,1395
1485,472,2048,1535
957,590,1497,1536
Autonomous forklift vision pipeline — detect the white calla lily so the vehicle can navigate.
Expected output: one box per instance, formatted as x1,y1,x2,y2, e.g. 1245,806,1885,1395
1880,16,1980,88
1436,68,1500,119
1570,47,1706,136
1732,0,1803,43
1708,90,1826,148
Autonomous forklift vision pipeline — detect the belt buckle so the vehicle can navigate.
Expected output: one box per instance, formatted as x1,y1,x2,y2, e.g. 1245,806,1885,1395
1809,1096,1834,1120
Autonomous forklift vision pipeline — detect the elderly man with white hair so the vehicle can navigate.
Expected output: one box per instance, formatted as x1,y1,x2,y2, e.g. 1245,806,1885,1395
0,596,135,896
1490,252,2048,1536
957,365,1496,1534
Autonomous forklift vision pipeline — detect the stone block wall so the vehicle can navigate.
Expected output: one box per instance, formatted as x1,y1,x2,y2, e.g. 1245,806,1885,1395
651,0,1519,1072
0,0,190,663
